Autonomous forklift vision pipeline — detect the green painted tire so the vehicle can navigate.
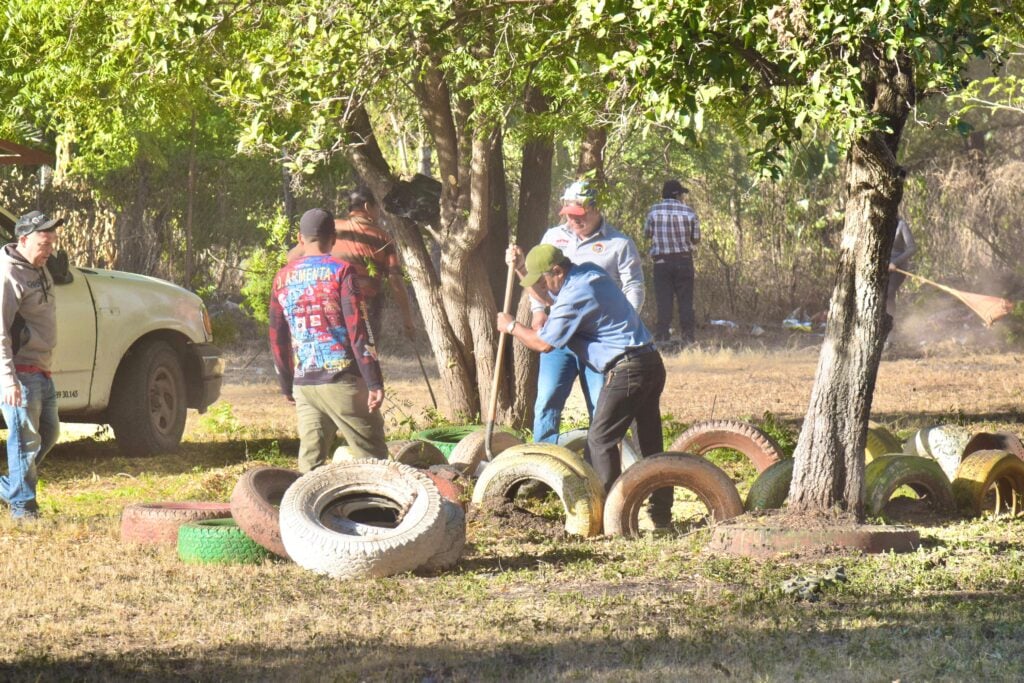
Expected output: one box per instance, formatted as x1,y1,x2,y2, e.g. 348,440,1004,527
412,425,482,459
864,455,955,519
744,458,794,511
177,518,271,565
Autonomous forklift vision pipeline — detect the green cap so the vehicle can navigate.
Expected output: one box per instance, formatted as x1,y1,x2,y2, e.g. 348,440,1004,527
521,244,565,287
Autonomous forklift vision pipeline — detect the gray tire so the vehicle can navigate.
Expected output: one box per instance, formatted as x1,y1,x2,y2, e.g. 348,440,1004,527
279,460,445,578
109,340,187,456
555,428,641,470
448,428,524,476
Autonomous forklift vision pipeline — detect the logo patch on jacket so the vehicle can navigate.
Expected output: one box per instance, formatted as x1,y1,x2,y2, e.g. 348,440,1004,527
591,243,605,253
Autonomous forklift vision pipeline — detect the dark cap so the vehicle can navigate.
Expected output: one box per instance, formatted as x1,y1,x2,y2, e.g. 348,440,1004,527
299,208,335,239
662,180,688,199
15,211,63,237
520,244,566,287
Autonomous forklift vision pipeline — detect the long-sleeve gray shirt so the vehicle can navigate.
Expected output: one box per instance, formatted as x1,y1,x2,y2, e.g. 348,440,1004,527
534,219,645,313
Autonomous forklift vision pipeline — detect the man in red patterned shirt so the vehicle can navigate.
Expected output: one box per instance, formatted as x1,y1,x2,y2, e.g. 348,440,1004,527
269,208,387,472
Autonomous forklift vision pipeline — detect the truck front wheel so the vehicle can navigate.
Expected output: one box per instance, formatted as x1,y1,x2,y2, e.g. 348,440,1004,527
110,340,187,456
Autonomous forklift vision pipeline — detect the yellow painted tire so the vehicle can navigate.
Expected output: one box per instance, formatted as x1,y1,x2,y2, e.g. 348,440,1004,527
471,452,603,537
496,443,606,506
865,423,902,463
953,449,1024,517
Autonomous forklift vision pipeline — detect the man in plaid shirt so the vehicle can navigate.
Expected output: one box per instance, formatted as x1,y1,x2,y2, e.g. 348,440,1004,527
643,180,700,345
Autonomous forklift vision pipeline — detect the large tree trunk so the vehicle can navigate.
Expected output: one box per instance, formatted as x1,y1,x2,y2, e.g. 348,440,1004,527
343,104,481,418
510,87,555,429
788,45,915,519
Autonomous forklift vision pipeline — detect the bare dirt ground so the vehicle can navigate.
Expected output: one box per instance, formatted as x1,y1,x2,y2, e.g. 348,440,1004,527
210,335,1024,441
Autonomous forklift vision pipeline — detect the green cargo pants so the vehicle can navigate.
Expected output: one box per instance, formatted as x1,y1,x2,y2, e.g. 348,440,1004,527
293,375,387,473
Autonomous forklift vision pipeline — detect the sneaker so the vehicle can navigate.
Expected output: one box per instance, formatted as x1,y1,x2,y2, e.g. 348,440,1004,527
11,509,40,523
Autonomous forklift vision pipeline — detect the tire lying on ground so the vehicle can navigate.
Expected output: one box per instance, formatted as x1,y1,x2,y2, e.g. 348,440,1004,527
412,425,482,460
448,428,524,477
556,428,641,470
388,440,448,468
668,419,783,473
280,460,445,578
471,452,604,537
603,453,744,537
120,502,232,546
864,455,956,519
419,499,467,572
177,518,271,565
230,467,300,560
953,449,1024,517
744,458,794,511
865,423,903,463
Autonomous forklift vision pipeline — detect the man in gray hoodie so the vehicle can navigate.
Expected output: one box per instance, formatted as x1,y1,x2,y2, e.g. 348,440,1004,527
0,211,61,520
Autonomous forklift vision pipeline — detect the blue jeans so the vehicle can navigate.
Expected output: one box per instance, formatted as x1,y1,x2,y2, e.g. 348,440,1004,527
1,372,59,517
533,347,604,444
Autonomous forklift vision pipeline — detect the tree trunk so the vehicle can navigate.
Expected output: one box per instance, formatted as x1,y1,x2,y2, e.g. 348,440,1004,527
788,45,914,519
344,103,513,423
510,87,554,429
576,125,608,187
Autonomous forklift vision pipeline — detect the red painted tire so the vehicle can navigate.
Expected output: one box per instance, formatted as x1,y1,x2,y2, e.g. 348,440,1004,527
668,419,783,473
230,466,301,559
120,502,232,546
961,432,1024,462
603,453,744,537
425,464,470,509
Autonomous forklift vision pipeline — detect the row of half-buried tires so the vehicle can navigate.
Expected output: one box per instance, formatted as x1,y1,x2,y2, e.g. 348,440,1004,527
745,448,1024,519
119,419,791,571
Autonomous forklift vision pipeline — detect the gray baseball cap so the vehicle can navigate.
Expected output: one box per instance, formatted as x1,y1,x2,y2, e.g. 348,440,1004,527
14,211,63,237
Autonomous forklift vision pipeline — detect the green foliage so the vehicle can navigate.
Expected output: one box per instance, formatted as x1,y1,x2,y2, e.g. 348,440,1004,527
240,210,291,324
198,402,244,439
755,411,799,457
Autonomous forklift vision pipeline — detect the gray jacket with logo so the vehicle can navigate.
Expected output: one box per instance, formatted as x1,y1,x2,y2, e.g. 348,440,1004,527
0,244,56,388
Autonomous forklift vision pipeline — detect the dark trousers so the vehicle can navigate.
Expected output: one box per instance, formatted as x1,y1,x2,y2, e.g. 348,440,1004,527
653,255,695,343
585,350,671,523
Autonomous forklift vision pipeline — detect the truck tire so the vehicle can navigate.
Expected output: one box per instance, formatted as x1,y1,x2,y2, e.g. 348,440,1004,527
109,340,187,456
177,518,271,565
603,453,743,537
864,455,955,519
744,458,794,511
471,452,604,537
412,425,481,459
668,419,783,473
953,449,1024,517
279,460,445,578
230,467,300,560
120,502,232,545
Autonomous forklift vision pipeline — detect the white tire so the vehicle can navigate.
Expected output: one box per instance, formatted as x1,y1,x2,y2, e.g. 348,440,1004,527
280,460,445,578
420,500,466,571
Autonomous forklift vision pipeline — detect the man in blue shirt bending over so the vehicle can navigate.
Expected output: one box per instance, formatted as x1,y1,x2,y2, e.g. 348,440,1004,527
497,244,671,528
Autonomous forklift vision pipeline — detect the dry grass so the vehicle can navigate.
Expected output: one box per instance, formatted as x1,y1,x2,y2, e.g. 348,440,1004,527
2,345,1024,681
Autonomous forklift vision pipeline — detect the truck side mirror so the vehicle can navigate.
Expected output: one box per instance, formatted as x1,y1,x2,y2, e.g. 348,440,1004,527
47,249,74,285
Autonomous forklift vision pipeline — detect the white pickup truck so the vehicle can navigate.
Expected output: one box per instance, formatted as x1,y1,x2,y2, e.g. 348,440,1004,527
0,206,224,455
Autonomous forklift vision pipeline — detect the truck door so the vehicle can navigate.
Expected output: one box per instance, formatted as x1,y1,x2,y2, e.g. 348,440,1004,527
50,267,97,411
